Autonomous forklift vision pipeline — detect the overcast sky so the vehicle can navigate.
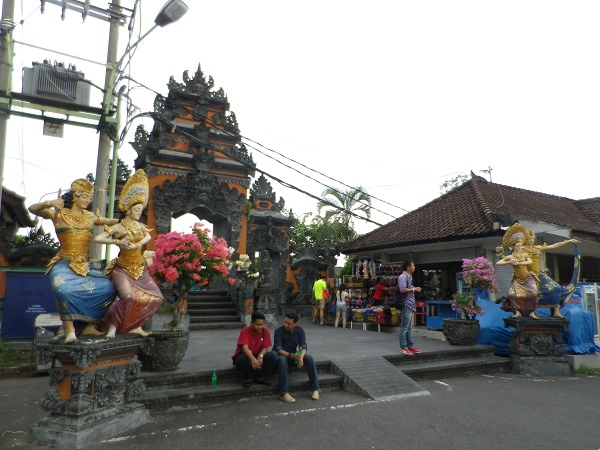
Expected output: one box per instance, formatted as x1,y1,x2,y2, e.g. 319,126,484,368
4,0,600,236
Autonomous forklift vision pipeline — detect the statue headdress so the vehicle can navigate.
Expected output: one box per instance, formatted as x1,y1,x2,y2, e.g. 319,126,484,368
118,169,149,212
502,223,528,248
70,178,94,196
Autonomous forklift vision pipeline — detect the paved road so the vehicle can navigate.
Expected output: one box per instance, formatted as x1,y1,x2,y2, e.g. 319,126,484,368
2,321,599,449
3,372,599,449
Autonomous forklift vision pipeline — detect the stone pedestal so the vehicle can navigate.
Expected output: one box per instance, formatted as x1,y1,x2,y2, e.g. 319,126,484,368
504,317,572,376
30,335,149,449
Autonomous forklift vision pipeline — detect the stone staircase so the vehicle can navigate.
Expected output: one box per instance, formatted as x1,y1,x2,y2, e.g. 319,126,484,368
386,345,512,381
134,345,511,410
138,360,339,411
186,290,244,331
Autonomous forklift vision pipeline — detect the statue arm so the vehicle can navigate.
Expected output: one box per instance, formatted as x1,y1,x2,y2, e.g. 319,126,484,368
28,197,63,220
94,215,119,226
94,229,119,246
539,239,580,251
137,230,152,249
496,256,510,266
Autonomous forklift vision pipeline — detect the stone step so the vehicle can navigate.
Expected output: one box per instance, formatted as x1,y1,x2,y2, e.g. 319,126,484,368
186,291,230,301
138,371,343,411
134,349,512,411
189,316,241,323
186,296,233,304
141,361,333,391
137,362,336,410
186,307,237,315
385,345,498,366
382,345,512,380
397,355,512,381
188,322,244,331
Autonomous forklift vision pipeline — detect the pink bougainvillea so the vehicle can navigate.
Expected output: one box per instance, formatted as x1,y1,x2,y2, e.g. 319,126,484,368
451,257,499,319
149,223,235,294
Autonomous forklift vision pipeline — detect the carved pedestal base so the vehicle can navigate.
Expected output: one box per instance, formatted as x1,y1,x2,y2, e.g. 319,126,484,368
503,317,572,376
30,335,149,449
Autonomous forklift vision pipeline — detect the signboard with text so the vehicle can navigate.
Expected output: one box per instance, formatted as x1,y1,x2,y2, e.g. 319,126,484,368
1,272,58,339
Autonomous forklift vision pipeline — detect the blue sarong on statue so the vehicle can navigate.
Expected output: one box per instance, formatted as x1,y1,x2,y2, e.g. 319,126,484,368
49,260,117,326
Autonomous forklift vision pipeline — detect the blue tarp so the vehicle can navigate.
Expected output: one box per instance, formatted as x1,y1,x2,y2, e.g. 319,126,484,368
475,287,600,355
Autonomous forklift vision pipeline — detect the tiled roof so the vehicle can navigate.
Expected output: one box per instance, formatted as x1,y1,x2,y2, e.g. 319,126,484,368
341,174,600,253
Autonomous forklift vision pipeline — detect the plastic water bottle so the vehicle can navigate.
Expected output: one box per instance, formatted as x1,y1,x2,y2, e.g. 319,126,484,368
211,370,217,389
294,349,302,365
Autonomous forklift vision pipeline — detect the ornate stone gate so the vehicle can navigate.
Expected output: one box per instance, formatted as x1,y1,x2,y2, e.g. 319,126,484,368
129,66,297,325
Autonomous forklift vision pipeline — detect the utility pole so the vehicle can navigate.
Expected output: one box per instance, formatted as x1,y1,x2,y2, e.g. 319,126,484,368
0,0,15,203
90,0,122,264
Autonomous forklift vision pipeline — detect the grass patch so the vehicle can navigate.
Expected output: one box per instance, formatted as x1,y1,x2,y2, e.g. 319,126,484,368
0,340,32,368
575,364,597,375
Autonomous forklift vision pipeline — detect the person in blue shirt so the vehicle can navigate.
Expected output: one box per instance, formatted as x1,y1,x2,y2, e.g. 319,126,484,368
273,311,320,402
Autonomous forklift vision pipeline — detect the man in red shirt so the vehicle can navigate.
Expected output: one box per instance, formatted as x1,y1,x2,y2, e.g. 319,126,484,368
232,311,279,388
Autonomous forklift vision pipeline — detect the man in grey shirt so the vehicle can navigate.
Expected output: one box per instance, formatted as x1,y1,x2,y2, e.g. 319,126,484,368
397,259,422,355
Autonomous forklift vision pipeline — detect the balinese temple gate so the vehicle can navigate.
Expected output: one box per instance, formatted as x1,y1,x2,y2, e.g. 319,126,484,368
129,65,316,326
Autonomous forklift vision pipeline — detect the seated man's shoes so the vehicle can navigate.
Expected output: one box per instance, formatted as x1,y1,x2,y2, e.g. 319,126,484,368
279,393,296,403
242,380,252,388
311,390,320,400
254,377,271,385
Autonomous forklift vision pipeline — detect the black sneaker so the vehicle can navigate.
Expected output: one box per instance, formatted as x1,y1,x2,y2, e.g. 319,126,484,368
242,380,252,388
255,377,271,386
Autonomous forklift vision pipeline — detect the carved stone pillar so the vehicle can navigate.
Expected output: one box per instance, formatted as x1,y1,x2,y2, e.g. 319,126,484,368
30,335,149,449
254,287,278,328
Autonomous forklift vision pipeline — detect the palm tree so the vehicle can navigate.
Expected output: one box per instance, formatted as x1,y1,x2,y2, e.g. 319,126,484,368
317,186,372,240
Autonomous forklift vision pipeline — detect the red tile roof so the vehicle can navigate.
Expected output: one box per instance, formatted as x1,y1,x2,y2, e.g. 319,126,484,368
341,174,600,253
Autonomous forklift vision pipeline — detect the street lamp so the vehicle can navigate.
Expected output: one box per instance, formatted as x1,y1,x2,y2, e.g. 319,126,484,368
93,0,188,264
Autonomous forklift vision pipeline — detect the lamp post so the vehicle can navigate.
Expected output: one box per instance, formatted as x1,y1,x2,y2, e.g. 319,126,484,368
91,0,188,264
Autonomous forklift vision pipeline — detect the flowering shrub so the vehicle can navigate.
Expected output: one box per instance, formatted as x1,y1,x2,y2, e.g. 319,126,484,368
451,292,484,318
461,256,499,293
149,223,235,296
451,257,498,319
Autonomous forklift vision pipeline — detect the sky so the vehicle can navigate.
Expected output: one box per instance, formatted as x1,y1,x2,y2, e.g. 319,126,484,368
4,0,600,237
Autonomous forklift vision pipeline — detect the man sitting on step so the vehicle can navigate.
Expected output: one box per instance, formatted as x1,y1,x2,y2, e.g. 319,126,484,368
231,311,278,388
273,311,320,403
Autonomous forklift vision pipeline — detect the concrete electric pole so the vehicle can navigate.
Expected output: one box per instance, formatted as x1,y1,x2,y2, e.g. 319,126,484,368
90,0,122,264
0,0,15,203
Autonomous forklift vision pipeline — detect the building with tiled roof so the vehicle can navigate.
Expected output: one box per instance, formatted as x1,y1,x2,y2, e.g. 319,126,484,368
340,174,600,300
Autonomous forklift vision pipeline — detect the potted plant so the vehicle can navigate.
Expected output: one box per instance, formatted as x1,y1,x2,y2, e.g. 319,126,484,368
443,257,498,345
233,256,260,316
139,223,235,371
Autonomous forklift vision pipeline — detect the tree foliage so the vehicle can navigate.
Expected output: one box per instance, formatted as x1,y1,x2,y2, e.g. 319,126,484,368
14,227,59,249
439,173,470,195
316,186,372,241
290,213,357,257
85,158,132,184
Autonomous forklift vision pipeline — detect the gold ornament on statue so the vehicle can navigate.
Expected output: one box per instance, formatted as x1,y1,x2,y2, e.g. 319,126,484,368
502,223,528,249
118,169,149,212
70,178,94,196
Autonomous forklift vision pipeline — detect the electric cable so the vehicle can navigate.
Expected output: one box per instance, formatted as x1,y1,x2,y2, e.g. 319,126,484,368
147,113,386,228
173,101,405,220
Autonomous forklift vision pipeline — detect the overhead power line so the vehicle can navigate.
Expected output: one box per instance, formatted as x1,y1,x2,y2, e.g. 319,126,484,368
172,102,408,220
148,113,386,228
